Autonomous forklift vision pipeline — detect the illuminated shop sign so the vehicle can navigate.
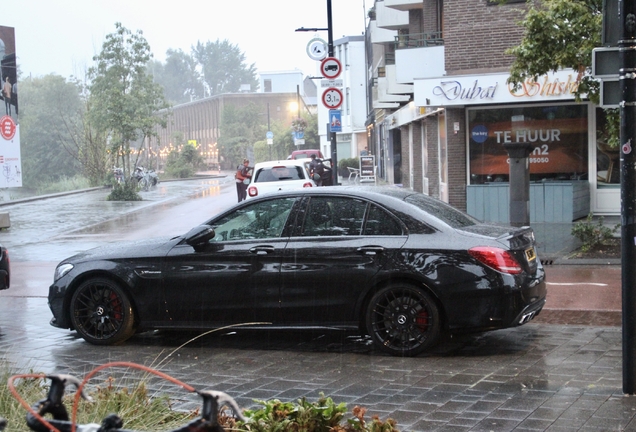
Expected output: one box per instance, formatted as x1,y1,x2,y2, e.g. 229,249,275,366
414,69,580,107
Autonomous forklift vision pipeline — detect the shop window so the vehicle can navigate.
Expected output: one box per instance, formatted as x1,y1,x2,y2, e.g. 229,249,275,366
468,104,588,184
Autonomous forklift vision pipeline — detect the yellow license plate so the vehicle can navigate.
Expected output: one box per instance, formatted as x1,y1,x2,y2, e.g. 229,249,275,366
525,247,536,262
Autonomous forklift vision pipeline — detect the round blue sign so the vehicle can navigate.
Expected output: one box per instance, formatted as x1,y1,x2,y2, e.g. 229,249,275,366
266,131,274,139
471,125,488,143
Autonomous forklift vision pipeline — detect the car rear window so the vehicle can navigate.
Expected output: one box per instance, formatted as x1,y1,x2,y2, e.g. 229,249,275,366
405,194,478,228
254,166,305,183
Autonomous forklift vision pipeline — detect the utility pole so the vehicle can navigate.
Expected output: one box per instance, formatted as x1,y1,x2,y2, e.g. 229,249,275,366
327,0,339,185
296,0,338,184
267,103,271,161
620,0,636,394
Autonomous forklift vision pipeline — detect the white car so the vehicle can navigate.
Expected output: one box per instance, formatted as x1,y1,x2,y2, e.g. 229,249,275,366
246,159,316,199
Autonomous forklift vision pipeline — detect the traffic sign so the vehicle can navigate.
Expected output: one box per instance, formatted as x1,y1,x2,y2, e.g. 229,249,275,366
322,87,343,109
329,110,342,133
307,38,328,61
320,57,342,79
320,79,343,88
0,116,16,141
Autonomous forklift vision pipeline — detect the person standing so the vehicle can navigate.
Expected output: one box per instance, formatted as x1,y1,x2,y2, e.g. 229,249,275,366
235,159,252,202
309,154,325,186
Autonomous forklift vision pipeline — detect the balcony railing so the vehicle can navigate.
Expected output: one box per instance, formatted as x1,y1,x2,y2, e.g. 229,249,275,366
394,31,444,49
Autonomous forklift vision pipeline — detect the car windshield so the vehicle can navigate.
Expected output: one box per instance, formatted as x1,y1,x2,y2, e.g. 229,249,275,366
405,194,478,228
254,166,305,182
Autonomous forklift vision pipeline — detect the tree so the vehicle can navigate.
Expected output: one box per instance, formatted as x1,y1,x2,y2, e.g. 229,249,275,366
148,49,203,104
218,103,265,167
193,39,259,95
165,142,204,178
506,0,602,103
88,23,170,198
19,74,84,188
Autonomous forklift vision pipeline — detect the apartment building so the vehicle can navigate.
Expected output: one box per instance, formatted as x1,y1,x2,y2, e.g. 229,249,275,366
368,0,614,222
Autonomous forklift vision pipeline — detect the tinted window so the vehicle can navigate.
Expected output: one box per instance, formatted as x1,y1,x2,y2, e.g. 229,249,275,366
211,198,296,241
364,204,403,236
302,197,367,236
254,166,306,183
405,194,478,228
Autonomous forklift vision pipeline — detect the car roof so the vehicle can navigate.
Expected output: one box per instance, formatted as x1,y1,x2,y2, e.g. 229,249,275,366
253,159,311,169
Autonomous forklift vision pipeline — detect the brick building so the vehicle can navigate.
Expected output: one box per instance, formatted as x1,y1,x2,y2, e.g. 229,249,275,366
367,0,614,222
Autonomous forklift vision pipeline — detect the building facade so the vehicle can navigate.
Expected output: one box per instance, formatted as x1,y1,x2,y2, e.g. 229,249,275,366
368,0,617,221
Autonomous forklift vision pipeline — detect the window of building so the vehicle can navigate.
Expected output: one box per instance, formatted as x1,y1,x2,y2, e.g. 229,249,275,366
264,79,272,93
467,104,588,184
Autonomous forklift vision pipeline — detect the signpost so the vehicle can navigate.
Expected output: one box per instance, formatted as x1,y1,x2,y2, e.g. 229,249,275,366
307,38,328,61
320,57,342,79
329,110,342,133
322,87,343,110
599,0,636,394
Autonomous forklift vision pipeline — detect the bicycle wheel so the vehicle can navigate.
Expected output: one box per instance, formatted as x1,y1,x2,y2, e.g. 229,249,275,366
139,177,150,191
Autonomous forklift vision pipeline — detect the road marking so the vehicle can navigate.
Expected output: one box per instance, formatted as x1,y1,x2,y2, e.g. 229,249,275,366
546,282,609,287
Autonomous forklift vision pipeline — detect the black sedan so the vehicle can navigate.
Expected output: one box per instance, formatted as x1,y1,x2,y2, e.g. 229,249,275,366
48,187,546,356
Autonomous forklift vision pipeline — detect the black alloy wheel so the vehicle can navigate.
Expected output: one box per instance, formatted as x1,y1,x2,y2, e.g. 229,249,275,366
366,284,440,356
70,278,135,345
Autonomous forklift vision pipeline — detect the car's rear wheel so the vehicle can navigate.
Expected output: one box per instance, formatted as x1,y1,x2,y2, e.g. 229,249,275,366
366,284,440,356
70,278,135,345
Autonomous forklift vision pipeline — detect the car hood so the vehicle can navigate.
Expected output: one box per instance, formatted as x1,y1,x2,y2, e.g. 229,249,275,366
61,236,178,264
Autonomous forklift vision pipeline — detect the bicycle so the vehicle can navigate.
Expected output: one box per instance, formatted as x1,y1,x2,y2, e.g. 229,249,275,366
6,361,245,432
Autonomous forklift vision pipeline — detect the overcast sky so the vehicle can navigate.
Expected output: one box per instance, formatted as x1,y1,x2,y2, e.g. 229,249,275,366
3,0,369,80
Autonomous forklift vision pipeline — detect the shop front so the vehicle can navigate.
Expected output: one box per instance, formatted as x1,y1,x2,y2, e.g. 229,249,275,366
413,69,618,221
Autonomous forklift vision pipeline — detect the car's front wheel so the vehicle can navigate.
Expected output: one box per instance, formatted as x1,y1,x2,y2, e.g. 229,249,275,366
366,284,440,356
70,278,135,345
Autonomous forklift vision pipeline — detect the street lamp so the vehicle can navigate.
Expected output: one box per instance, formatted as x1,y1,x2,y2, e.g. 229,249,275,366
296,0,338,185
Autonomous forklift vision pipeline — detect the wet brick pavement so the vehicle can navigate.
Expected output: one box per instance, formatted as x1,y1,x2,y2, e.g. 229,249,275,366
0,296,633,432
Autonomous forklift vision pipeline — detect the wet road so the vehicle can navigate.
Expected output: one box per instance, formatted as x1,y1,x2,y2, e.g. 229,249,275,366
1,175,238,297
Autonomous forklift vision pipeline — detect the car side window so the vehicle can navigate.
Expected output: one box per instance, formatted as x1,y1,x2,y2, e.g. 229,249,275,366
302,197,366,236
211,198,296,241
364,204,403,236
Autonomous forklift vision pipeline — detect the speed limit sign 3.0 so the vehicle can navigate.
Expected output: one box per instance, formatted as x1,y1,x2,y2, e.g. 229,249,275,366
322,87,343,109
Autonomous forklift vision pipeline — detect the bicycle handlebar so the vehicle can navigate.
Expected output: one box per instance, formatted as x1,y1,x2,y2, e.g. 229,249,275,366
11,366,246,432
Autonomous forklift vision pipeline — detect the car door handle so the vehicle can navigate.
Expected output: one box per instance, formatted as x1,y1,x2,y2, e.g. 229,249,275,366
357,246,385,256
250,245,275,255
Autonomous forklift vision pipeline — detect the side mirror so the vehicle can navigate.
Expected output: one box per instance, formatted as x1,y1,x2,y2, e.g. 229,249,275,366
184,225,216,250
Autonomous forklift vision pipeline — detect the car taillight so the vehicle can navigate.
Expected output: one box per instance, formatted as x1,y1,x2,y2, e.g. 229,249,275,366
303,182,313,188
468,247,522,274
248,186,258,197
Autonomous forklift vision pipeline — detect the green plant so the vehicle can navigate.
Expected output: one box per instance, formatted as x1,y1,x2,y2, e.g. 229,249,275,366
571,213,620,252
238,393,398,432
338,158,359,178
0,368,195,431
107,183,142,201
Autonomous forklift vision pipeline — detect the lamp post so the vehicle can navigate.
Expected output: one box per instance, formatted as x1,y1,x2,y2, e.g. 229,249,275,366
296,0,338,185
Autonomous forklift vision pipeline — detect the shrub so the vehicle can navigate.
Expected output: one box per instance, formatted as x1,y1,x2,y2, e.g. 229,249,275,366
338,158,359,178
107,183,142,201
238,393,398,432
571,213,620,252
